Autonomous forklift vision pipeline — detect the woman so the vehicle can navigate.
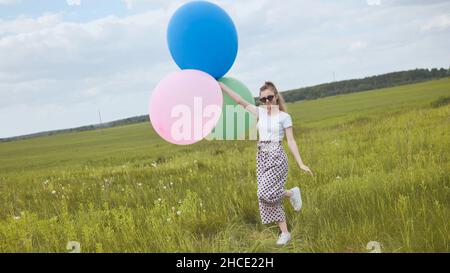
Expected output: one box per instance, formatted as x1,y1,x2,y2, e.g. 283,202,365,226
218,81,314,245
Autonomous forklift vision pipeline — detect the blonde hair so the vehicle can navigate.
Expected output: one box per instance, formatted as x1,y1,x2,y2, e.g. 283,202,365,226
259,81,287,112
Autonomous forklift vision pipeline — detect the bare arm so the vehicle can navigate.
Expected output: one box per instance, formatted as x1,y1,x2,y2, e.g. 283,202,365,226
285,127,314,177
218,82,258,117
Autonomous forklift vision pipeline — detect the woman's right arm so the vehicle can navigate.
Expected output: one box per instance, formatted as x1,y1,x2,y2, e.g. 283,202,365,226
218,82,259,117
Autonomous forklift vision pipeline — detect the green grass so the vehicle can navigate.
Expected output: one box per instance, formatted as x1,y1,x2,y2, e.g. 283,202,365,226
0,78,449,253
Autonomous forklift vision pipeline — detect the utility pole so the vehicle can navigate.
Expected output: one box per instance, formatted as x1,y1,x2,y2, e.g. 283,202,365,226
98,109,103,131
333,72,336,95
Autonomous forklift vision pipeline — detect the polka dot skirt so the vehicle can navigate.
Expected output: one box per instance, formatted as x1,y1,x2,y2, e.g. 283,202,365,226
256,141,288,224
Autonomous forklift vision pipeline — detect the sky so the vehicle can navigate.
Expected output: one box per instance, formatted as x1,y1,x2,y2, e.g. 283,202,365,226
0,0,449,138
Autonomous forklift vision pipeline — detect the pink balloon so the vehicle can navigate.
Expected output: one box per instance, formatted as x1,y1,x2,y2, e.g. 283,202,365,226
149,70,223,145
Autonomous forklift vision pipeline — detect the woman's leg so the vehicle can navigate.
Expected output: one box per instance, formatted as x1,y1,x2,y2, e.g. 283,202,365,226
278,221,289,233
284,189,292,198
278,190,292,233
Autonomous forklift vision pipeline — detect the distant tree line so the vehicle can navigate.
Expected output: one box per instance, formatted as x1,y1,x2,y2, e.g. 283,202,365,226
0,115,149,142
259,67,450,104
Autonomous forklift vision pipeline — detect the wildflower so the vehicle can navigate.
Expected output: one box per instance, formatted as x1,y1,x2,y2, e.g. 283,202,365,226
200,202,203,208
178,200,182,204
176,210,182,216
137,183,142,187
122,188,125,192
51,190,56,194
170,182,174,186
163,186,167,190
43,180,49,186
151,161,157,168
167,218,171,222
171,207,175,211
336,176,341,180
158,198,162,202
13,216,21,220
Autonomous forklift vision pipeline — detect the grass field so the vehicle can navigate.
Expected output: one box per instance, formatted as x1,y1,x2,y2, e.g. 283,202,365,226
0,78,449,253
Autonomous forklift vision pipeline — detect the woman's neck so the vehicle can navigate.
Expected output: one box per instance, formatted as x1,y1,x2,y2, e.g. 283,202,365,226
266,106,280,116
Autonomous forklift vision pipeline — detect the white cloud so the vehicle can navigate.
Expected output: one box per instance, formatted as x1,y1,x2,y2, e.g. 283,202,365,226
421,14,450,31
66,0,81,6
0,0,21,5
0,8,176,112
123,0,133,10
367,0,382,6
121,0,176,10
0,13,62,35
349,41,368,51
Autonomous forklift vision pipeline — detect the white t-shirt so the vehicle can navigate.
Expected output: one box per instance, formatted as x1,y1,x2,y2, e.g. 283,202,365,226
257,106,293,141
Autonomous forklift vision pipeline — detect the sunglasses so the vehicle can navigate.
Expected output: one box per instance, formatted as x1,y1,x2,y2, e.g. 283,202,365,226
259,95,275,103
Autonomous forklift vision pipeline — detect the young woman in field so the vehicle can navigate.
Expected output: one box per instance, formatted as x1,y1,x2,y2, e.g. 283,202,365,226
218,81,314,245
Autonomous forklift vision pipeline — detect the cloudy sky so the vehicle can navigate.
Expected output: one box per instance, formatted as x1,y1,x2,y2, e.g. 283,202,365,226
1,0,449,138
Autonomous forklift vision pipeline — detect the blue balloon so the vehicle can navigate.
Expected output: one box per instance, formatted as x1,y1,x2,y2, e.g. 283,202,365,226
167,1,238,79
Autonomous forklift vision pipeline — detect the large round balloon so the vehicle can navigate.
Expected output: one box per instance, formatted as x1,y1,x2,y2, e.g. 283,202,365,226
207,77,256,140
149,70,223,145
167,1,238,79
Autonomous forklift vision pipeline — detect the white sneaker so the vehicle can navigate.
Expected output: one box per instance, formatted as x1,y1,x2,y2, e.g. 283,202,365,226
289,187,302,212
276,232,291,245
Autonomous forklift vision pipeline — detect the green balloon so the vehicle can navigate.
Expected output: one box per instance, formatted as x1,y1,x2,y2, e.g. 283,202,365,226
208,77,256,140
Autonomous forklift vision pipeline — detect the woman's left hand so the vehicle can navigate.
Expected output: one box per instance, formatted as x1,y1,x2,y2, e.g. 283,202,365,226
299,163,314,177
